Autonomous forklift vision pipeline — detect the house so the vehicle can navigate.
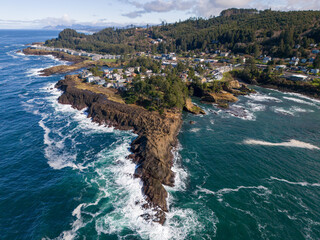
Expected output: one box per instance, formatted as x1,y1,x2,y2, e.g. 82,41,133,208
105,83,113,88
312,49,320,54
298,66,307,72
80,70,93,79
127,67,135,73
194,58,204,62
92,55,102,61
96,79,106,85
180,73,188,82
213,72,223,80
86,76,96,83
276,65,286,71
263,56,272,64
171,62,178,67
289,57,299,66
287,74,308,81
310,69,320,74
301,59,307,64
220,52,229,57
112,74,121,81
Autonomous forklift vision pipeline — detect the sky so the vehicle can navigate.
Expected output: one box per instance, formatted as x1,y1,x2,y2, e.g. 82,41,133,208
0,0,320,29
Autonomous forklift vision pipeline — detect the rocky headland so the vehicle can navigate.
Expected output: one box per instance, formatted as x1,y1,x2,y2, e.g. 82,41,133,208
22,48,121,76
55,75,182,224
192,80,255,108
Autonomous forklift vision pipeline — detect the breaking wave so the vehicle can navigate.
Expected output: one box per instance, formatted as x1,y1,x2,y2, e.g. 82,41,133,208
35,83,216,240
245,92,282,103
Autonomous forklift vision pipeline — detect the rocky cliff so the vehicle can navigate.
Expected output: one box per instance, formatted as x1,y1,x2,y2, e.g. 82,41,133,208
55,75,182,224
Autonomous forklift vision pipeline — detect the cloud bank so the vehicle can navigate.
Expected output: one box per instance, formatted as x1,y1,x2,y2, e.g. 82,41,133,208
122,0,320,18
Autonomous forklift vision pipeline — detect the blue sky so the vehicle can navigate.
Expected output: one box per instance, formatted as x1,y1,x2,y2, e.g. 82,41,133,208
1,0,319,29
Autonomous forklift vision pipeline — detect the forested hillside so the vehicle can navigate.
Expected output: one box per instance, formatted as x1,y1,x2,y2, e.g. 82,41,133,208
45,8,320,57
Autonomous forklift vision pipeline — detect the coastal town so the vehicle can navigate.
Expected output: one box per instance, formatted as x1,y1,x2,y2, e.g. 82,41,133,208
29,40,320,92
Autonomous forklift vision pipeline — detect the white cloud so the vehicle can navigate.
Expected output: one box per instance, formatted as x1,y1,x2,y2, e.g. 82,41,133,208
123,0,194,18
122,0,320,19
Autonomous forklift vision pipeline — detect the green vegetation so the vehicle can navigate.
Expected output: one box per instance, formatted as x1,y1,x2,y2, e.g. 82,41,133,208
100,59,117,63
123,57,188,111
88,66,103,77
232,58,320,93
314,54,320,69
45,9,320,57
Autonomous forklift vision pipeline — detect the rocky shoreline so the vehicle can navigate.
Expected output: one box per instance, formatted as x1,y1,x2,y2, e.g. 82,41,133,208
22,48,121,76
56,75,182,224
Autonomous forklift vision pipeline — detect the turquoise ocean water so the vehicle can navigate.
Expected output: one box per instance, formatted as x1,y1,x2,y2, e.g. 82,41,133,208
0,30,319,240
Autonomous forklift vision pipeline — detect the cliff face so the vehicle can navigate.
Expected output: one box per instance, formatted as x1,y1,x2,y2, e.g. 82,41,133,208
56,75,182,224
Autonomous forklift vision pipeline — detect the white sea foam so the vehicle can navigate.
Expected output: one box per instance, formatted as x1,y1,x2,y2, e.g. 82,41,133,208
6,50,18,59
26,67,46,77
227,104,256,121
283,97,317,107
245,93,282,103
38,117,79,170
246,102,266,112
272,107,295,116
44,54,69,65
196,185,271,202
283,91,320,104
39,82,214,240
270,177,320,187
166,144,188,192
53,137,211,240
190,128,200,133
290,106,314,113
244,139,320,150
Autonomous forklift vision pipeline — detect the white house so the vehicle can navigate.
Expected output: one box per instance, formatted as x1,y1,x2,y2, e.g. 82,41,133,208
288,74,308,81
263,56,272,64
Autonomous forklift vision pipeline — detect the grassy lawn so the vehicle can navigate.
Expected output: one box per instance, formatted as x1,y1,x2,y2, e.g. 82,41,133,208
100,58,117,63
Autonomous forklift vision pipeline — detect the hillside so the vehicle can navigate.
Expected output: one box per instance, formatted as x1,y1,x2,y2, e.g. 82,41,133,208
45,8,320,57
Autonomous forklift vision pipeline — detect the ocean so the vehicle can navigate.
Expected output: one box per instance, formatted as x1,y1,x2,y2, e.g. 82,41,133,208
0,30,319,240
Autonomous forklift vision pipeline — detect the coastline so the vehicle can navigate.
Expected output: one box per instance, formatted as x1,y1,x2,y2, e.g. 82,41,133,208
22,46,320,226
22,47,121,76
55,75,182,224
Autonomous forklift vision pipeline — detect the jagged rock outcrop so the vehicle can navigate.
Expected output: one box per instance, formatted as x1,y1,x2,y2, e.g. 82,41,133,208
202,91,238,108
183,98,205,115
56,75,182,224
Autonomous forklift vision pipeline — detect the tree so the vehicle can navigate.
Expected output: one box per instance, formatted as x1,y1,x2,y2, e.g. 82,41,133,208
314,54,320,69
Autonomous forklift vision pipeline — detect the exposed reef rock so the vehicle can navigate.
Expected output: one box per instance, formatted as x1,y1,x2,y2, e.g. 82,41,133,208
197,80,254,108
55,75,182,224
183,98,205,115
202,91,238,106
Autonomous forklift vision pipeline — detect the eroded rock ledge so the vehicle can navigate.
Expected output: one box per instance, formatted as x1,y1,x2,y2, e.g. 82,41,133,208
55,75,182,224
